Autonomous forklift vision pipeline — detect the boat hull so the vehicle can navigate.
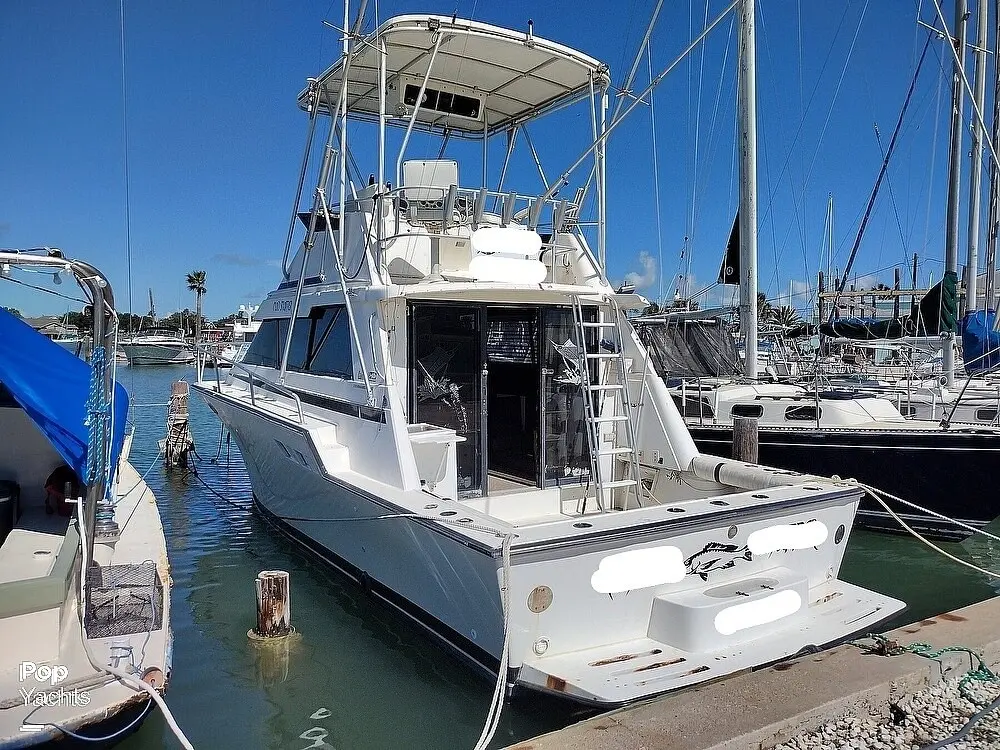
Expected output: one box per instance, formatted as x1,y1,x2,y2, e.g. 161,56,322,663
1,698,152,749
215,407,507,677
121,343,194,366
686,424,1000,540
198,384,903,704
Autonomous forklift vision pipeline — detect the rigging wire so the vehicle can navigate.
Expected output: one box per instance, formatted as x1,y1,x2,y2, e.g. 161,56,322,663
665,13,735,307
828,33,933,323
647,45,665,304
920,43,947,264
756,2,851,228
0,274,88,305
119,0,133,333
683,15,736,304
683,0,711,301
766,0,872,299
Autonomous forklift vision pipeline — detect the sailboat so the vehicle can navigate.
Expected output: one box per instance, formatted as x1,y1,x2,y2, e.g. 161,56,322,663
194,8,902,707
639,0,1000,541
0,249,178,746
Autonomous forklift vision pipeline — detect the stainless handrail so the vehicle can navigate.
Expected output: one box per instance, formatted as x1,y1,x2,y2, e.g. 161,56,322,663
371,183,595,281
199,345,305,424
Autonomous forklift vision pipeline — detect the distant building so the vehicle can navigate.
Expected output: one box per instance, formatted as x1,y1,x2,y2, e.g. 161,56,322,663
24,316,76,339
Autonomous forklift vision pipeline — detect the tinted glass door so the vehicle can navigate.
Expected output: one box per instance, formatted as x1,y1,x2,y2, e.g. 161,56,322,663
410,305,484,496
540,308,593,486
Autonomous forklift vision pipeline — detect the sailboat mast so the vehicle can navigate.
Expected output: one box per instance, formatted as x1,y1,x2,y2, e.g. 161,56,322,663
943,0,968,386
966,0,988,316
737,0,759,379
987,0,1000,323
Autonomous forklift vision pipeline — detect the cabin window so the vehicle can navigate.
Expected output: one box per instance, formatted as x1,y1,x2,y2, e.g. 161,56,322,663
671,395,715,418
785,404,821,421
730,404,763,419
899,404,916,417
975,407,998,422
242,319,281,368
486,316,537,364
278,317,311,371
306,307,352,377
239,307,352,377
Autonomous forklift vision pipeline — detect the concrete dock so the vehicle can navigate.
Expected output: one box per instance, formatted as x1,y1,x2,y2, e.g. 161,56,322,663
507,597,1000,750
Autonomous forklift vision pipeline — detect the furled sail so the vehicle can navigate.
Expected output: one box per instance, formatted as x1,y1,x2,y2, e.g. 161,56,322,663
785,271,959,340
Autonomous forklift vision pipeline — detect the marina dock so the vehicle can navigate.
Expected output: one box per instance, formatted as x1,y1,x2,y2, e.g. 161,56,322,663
507,595,1000,750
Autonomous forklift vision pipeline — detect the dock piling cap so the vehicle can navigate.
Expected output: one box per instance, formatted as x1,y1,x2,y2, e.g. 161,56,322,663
251,570,296,641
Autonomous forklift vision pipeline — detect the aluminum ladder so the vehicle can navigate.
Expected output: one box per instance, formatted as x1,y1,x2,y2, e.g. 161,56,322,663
571,295,643,511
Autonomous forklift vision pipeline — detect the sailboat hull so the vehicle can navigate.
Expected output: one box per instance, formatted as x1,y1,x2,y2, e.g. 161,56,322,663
687,424,1000,540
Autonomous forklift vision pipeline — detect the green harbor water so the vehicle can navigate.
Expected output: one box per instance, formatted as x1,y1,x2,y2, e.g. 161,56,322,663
115,366,999,750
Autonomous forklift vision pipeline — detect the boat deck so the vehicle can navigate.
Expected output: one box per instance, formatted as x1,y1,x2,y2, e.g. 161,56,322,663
0,460,172,744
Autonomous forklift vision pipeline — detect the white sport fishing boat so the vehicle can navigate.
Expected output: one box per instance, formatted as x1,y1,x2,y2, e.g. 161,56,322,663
194,12,903,706
0,249,185,747
121,329,195,366
217,306,261,367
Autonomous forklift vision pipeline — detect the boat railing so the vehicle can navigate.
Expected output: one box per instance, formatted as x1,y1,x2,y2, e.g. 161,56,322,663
197,345,305,424
370,184,597,277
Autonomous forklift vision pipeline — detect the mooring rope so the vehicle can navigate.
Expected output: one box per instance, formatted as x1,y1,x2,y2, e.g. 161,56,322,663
842,479,1000,582
849,632,1000,750
184,451,515,749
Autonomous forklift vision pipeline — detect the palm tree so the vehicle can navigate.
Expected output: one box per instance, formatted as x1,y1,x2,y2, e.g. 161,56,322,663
770,305,803,328
756,292,773,323
185,270,207,343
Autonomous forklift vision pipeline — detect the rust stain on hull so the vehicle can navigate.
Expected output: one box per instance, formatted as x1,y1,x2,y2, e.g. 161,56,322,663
682,665,710,677
546,675,568,692
590,648,663,667
634,657,686,673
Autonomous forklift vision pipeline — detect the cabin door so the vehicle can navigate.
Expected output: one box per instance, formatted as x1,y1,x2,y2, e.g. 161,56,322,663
409,304,485,496
540,308,593,487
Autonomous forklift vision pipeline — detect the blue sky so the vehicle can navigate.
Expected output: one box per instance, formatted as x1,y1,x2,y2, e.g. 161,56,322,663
0,0,975,319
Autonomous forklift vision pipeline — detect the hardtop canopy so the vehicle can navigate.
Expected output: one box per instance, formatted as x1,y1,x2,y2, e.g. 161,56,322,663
300,14,609,136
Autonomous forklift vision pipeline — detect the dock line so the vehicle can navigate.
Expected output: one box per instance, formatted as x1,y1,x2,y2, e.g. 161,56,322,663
845,479,1000,581
189,461,516,750
849,633,1000,750
74,495,195,749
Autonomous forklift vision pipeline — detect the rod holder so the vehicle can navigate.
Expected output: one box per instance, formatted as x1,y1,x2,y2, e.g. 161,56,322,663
553,199,568,233
528,198,543,230
501,191,517,227
442,184,458,230
472,187,487,229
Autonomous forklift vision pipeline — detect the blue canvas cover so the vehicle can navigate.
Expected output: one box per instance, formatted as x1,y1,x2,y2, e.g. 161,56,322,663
0,307,129,484
962,309,1000,375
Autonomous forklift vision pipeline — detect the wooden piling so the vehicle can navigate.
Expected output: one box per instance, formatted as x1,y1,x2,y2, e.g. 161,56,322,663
253,570,291,639
732,417,759,464
163,381,194,469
